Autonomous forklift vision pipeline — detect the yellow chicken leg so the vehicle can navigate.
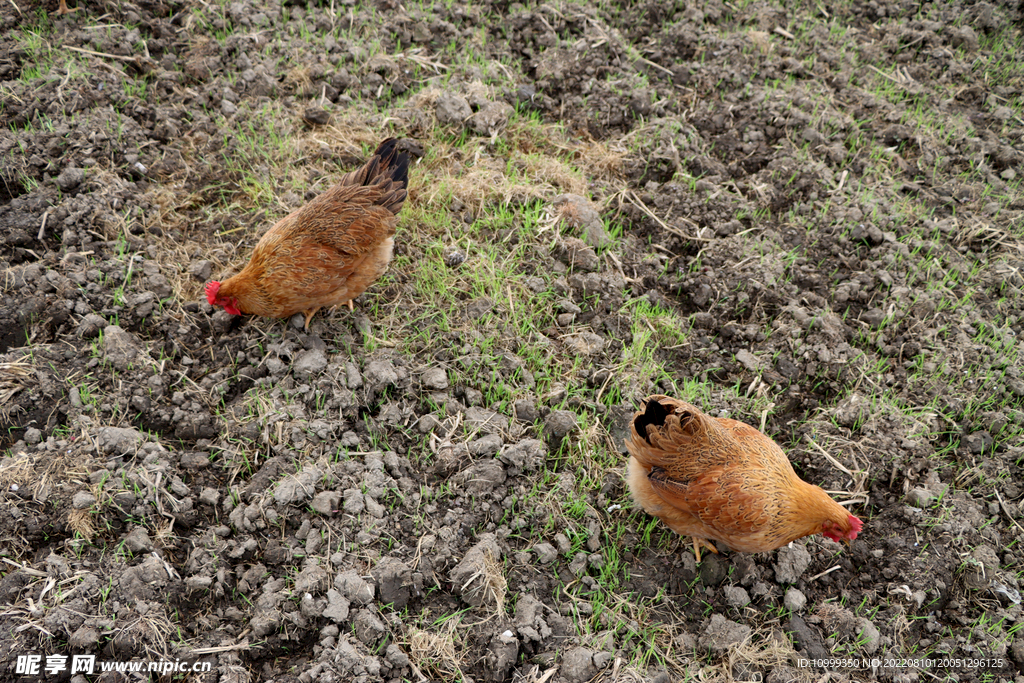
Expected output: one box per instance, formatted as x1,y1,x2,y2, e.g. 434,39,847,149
692,537,719,563
302,307,321,331
56,0,80,14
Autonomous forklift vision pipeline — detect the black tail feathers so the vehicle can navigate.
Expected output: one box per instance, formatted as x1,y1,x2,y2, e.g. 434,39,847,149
634,397,670,443
370,137,410,190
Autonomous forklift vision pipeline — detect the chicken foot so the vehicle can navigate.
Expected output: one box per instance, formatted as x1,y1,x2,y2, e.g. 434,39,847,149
692,537,719,563
301,307,321,332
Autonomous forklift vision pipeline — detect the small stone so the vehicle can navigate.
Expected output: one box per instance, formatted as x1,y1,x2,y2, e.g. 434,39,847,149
302,106,331,125
293,349,328,381
949,25,979,51
273,466,322,506
343,489,365,514
699,614,751,653
371,557,415,608
465,297,493,319
294,562,329,594
312,491,341,515
124,527,153,553
723,585,750,608
560,646,598,683
449,534,503,608
23,428,42,444
335,569,375,605
469,433,503,456
199,488,220,506
346,362,363,389
323,589,351,623
189,260,214,281
544,410,578,439
364,496,385,519
55,167,84,191
97,426,145,456
444,249,467,267
71,491,95,510
101,325,145,371
964,431,993,455
906,488,935,508
364,359,399,388
784,588,807,612
563,332,605,355
68,626,100,648
533,543,557,564
833,393,870,429
551,194,611,249
861,308,886,328
499,439,546,473
77,313,107,339
774,544,812,584
421,367,449,390
465,406,508,433
456,460,506,495
513,400,540,423
552,237,600,272
734,349,761,372
592,651,613,671
555,299,582,314
699,553,728,586
467,100,513,136
386,643,411,669
352,609,386,645
856,617,881,654
435,91,472,125
417,414,440,433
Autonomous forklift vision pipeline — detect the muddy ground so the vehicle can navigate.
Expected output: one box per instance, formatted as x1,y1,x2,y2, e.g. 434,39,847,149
2,0,1024,681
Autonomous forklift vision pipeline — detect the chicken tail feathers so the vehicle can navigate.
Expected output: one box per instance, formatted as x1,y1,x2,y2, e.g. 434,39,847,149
635,396,671,443
372,137,411,190
338,137,409,216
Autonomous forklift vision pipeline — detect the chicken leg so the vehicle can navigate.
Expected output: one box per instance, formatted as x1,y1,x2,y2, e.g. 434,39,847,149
56,0,80,14
692,537,719,563
301,307,321,332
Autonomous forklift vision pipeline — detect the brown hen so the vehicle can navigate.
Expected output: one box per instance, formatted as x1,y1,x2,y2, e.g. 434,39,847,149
206,138,410,330
626,395,862,560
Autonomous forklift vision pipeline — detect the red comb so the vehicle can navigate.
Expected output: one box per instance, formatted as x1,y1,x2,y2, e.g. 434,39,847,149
849,514,864,537
204,281,220,305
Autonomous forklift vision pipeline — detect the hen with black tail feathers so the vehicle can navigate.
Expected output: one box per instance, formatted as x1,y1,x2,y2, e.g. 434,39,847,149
205,138,410,331
626,395,863,561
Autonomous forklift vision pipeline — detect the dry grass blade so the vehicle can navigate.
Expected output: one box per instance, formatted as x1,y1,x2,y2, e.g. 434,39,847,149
804,434,870,506
0,359,32,410
458,549,508,616
611,188,712,241
512,665,558,683
407,619,463,680
67,508,97,541
716,627,812,683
